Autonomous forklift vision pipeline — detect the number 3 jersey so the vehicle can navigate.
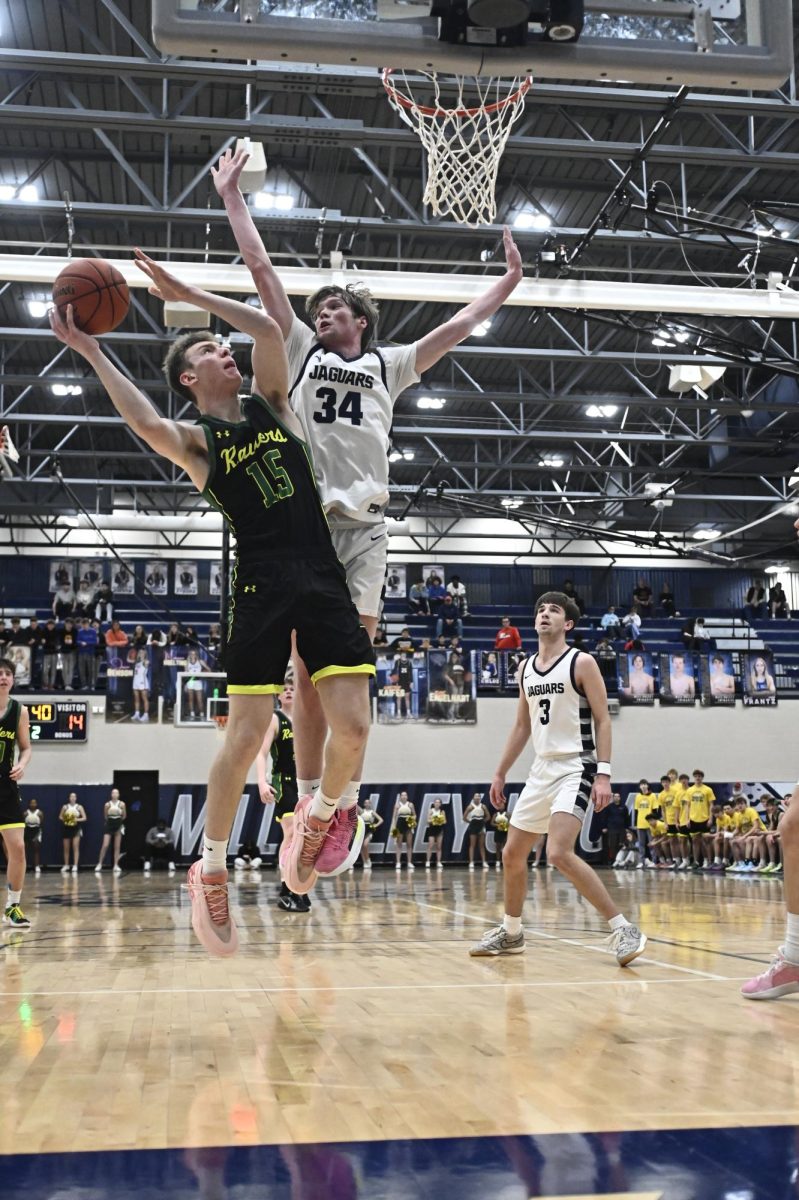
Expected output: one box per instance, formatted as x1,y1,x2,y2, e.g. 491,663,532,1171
285,315,420,524
196,393,335,565
520,648,596,763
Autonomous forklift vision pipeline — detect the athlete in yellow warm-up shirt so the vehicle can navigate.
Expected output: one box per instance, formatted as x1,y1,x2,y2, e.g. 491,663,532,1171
657,774,677,867
632,781,659,867
672,774,692,869
645,812,670,866
729,795,766,872
687,769,716,868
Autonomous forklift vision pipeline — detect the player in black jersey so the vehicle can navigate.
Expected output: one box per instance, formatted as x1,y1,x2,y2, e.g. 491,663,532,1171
50,251,375,959
0,658,33,929
256,678,307,912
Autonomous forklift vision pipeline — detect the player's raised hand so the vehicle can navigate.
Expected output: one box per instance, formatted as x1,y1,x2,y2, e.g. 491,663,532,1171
133,248,190,303
489,772,507,810
502,226,523,280
48,304,99,358
591,773,612,813
211,145,251,198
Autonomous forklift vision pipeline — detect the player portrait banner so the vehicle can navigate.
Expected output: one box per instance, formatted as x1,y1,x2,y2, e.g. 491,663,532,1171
78,560,103,590
49,559,74,590
426,648,477,724
743,649,778,707
105,644,158,723
423,563,446,588
618,650,655,705
7,644,30,688
144,560,168,595
478,649,501,689
208,560,224,596
699,651,736,706
375,650,428,723
174,560,198,596
384,564,406,600
658,651,696,706
502,649,526,690
111,561,135,594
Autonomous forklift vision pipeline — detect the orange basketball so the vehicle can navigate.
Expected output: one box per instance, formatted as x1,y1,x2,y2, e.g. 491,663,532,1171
52,258,130,335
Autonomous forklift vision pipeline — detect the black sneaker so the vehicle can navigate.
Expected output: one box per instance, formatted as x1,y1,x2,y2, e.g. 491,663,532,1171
296,893,311,912
276,895,293,911
3,904,31,929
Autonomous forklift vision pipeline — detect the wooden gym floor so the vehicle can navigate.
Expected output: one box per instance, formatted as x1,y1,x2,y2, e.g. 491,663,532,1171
0,865,795,1198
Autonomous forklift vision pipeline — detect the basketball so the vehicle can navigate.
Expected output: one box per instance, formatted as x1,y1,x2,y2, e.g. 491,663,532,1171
52,258,130,335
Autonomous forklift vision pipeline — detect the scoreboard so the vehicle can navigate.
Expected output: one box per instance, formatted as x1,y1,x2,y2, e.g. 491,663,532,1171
25,700,88,742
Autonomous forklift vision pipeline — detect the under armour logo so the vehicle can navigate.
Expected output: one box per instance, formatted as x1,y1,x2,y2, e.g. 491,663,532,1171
215,430,231,439
243,584,256,593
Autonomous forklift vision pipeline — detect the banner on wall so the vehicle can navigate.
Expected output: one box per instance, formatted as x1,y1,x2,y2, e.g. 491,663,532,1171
426,648,477,723
478,649,501,688
502,649,526,690
618,650,656,705
7,644,30,687
375,650,428,723
742,649,778,707
78,560,104,590
144,560,168,595
658,651,696,706
48,560,74,590
209,560,224,597
384,564,406,600
699,651,736,706
104,645,158,724
111,561,135,594
422,563,445,589
174,560,198,596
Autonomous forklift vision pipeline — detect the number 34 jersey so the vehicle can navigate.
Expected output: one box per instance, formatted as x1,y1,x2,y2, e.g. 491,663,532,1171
520,648,596,763
197,393,335,565
285,315,420,524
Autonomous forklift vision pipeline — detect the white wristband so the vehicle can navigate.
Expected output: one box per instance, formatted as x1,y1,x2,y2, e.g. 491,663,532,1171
596,761,611,776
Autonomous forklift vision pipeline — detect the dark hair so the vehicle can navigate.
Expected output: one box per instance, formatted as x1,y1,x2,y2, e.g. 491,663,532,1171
639,779,649,787
0,656,15,676
306,284,379,350
693,769,704,777
535,591,581,625
660,775,670,783
162,329,216,404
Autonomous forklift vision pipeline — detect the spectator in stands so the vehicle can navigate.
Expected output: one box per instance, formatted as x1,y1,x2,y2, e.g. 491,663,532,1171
76,616,99,690
147,628,165,696
659,581,677,617
7,617,25,647
593,636,616,666
373,626,389,649
26,617,43,690
681,615,709,652
205,623,223,666
42,618,61,690
769,581,790,619
494,615,522,651
408,577,430,616
632,578,654,616
621,606,642,640
561,579,584,615
104,619,129,650
143,818,176,873
389,627,416,653
167,622,187,648
425,573,447,613
129,624,148,651
61,618,77,689
0,620,7,654
184,625,199,648
435,595,463,640
448,635,463,654
599,605,621,635
744,579,767,621
52,578,76,620
623,635,645,654
73,575,94,617
446,575,469,617
94,580,113,623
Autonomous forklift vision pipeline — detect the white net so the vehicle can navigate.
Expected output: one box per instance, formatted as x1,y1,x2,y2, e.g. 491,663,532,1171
382,70,532,227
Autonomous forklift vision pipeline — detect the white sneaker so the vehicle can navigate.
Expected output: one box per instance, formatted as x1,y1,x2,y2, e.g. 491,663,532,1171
495,862,501,871
482,863,489,871
34,866,41,876
425,862,431,870
437,862,443,871
113,865,122,875
168,862,176,872
468,863,475,872
408,863,415,872
94,864,102,873
61,865,69,874
395,863,401,871
131,712,141,722
144,863,151,873
363,862,372,871
635,863,645,870
140,712,149,723
71,864,78,874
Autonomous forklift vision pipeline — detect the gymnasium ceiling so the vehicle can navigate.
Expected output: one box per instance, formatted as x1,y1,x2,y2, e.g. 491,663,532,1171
1,0,799,563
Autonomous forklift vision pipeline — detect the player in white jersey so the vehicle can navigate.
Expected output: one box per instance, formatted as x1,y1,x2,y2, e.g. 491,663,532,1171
470,592,647,967
213,146,522,831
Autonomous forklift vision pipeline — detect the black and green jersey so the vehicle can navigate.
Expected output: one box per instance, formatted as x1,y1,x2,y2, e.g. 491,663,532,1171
0,699,20,779
197,394,334,564
271,709,295,780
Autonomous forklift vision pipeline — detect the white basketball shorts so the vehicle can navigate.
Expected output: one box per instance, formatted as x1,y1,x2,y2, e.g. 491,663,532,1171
510,755,597,835
330,520,388,619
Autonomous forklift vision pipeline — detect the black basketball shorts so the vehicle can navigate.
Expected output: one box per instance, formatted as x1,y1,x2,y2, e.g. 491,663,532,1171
225,555,375,694
273,775,299,823
0,779,25,830
689,820,710,835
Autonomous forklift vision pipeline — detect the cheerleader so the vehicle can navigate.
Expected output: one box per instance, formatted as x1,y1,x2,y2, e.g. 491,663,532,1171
59,790,87,874
392,791,416,871
491,799,510,872
425,798,447,870
95,787,126,874
464,792,490,871
23,798,44,876
358,796,383,871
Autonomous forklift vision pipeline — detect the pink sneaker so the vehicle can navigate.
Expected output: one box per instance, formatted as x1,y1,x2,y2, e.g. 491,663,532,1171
741,948,799,1000
316,807,366,876
279,795,326,896
186,861,238,958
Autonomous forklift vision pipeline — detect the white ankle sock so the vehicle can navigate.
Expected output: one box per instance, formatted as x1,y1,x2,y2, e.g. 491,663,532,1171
785,912,799,964
201,837,228,875
298,777,321,797
7,889,21,906
502,914,522,936
608,913,631,932
310,790,337,822
338,780,360,811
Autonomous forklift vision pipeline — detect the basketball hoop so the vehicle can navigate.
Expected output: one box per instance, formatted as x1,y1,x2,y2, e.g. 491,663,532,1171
382,69,533,227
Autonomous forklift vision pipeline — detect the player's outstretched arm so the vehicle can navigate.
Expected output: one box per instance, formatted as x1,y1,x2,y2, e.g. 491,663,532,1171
48,304,204,477
490,683,532,808
414,227,523,373
212,147,294,338
576,653,612,812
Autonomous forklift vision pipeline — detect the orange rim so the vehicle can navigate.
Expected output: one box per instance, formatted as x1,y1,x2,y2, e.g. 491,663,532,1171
382,68,533,119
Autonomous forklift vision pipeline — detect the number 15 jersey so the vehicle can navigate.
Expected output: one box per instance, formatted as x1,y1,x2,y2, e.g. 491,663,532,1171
520,648,596,763
285,315,420,524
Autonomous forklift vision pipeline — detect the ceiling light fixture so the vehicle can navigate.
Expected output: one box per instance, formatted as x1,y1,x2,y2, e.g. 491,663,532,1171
585,404,618,418
470,319,492,337
27,299,49,318
693,528,721,540
416,396,447,410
